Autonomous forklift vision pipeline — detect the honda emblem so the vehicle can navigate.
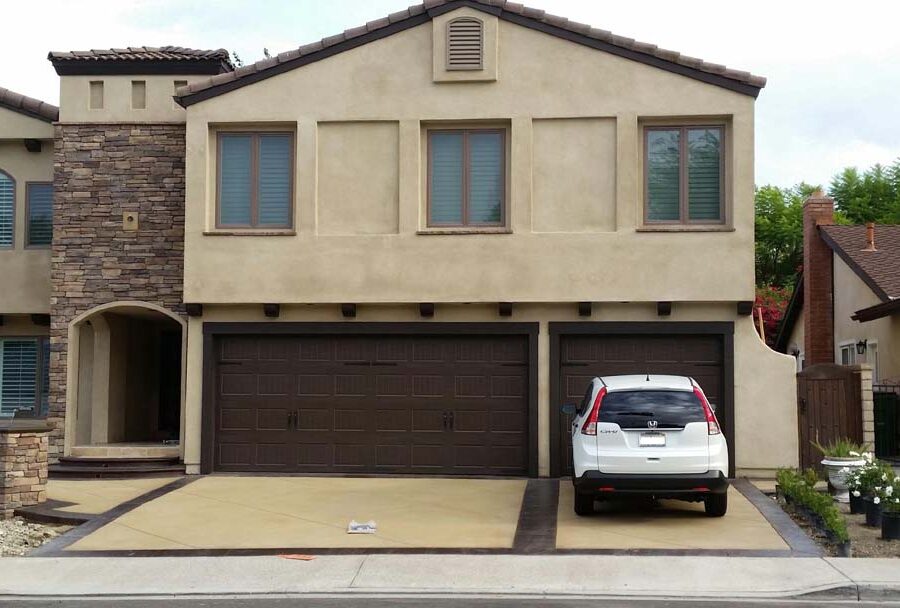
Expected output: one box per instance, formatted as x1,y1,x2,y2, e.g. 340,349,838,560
647,420,658,429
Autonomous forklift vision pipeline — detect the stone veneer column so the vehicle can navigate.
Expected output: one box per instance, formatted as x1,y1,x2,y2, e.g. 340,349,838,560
859,364,875,448
49,124,187,459
0,422,50,519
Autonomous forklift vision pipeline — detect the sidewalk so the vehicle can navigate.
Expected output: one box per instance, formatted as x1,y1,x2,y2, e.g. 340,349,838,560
0,554,898,601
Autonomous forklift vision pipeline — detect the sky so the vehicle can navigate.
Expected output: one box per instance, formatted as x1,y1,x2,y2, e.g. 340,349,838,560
2,0,898,189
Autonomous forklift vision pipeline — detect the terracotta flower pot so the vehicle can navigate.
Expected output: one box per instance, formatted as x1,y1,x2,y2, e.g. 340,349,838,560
883,511,900,541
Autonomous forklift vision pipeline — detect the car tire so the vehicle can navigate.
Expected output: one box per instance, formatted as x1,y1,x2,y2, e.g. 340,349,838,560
574,492,595,516
704,493,727,517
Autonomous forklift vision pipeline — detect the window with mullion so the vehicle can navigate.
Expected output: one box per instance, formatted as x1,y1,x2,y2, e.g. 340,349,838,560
645,125,724,224
217,132,293,229
428,129,505,227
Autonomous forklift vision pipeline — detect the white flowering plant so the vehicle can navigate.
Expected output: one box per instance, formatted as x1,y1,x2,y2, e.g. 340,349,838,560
876,475,900,514
846,454,894,497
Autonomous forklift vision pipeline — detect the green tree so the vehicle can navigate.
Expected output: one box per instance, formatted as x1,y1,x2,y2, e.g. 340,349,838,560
829,159,900,224
754,183,818,288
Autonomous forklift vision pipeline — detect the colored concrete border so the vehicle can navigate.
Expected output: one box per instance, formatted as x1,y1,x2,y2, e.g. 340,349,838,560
30,477,196,557
731,478,822,556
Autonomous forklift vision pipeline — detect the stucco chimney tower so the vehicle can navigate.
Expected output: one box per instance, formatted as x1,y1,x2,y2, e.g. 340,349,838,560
802,192,835,366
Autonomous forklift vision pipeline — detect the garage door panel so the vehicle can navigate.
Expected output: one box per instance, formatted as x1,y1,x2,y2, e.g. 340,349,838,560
557,333,726,477
214,333,529,475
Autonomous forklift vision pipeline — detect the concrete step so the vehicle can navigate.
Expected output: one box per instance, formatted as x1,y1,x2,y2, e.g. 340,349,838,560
50,457,184,479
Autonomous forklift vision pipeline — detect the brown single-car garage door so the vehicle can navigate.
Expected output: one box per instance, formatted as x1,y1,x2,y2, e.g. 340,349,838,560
553,328,731,476
212,333,531,475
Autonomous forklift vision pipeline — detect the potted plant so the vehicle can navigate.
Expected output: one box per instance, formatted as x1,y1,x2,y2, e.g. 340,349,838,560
812,438,868,503
877,475,900,540
847,453,883,514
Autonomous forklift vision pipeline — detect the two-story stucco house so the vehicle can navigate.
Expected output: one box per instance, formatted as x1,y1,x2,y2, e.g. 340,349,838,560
8,0,799,479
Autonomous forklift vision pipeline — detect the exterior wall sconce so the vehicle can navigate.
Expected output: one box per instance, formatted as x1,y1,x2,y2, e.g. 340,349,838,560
856,339,867,355
790,346,800,358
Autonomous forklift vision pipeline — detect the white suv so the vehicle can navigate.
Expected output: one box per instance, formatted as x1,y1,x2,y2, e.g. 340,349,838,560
563,374,729,517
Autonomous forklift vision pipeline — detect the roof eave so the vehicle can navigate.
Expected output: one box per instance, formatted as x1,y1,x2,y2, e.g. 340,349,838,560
773,274,804,354
852,299,900,323
818,226,892,303
176,1,764,108
49,57,232,77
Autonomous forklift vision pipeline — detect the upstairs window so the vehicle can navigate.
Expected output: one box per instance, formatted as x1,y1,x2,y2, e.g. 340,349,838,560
217,132,294,229
645,126,724,224
26,183,53,247
0,170,12,247
428,129,505,227
446,17,483,70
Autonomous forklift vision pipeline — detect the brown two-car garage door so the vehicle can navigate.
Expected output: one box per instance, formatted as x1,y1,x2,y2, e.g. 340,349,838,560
209,330,534,475
552,324,733,477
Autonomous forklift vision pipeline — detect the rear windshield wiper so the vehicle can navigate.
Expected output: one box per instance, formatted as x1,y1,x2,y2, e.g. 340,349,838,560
609,411,655,416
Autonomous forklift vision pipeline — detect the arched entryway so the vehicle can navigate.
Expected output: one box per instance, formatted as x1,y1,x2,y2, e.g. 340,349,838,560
66,302,186,459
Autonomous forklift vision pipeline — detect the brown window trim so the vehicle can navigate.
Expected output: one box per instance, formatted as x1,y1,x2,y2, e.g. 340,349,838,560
426,128,507,229
0,168,15,250
215,131,295,230
25,181,52,249
643,125,725,227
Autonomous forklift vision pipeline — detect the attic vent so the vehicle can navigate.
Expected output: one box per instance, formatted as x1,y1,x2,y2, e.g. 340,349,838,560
447,17,484,71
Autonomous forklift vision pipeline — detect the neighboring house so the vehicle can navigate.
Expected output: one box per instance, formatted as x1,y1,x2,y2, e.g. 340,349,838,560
7,1,798,479
0,87,57,420
775,194,900,385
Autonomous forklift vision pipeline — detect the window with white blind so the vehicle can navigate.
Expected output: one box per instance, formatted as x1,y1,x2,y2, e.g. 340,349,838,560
427,129,505,227
839,344,856,366
645,126,724,225
0,170,14,248
0,338,48,418
26,183,52,247
217,132,294,229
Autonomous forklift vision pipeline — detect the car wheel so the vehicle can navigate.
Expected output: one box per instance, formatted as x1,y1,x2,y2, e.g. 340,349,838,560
574,492,595,516
704,493,727,517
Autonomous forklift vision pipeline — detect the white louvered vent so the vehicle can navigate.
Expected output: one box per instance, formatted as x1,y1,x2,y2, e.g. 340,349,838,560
447,17,484,71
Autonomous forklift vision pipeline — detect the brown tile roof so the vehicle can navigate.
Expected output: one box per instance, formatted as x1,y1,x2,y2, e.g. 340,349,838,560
820,224,900,301
176,0,766,105
0,86,59,123
48,46,232,64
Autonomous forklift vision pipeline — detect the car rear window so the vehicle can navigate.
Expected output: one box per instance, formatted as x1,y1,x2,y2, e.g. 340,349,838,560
599,390,704,429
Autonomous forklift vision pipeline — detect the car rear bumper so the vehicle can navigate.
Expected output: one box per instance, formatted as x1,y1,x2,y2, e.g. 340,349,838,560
573,471,729,496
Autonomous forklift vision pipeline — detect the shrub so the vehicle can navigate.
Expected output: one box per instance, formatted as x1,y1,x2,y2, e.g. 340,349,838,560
875,473,900,514
847,453,894,497
811,438,869,458
777,467,849,543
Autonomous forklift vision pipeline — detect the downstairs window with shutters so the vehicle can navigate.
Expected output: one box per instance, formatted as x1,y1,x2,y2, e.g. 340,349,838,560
0,338,49,418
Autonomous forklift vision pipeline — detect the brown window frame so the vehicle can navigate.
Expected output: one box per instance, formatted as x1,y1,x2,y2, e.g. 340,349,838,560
643,125,726,226
426,128,507,228
0,168,15,249
215,131,295,230
25,181,52,249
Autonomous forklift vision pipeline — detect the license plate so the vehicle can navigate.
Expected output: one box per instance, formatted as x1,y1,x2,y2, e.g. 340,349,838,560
639,432,666,447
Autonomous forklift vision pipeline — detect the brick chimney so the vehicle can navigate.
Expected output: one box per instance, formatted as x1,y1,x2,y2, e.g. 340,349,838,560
803,192,835,365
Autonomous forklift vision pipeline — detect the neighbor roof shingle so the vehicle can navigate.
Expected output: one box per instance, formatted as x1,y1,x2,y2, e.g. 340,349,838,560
176,0,766,105
820,224,900,301
0,86,59,123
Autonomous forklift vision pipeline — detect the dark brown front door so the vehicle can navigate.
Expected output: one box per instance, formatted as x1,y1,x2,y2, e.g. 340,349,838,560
213,333,529,475
556,333,727,476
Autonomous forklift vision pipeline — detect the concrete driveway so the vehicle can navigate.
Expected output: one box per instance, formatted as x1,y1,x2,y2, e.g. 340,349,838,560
39,477,801,554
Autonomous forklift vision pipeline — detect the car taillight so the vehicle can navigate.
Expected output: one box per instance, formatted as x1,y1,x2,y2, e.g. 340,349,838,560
693,386,720,435
581,387,607,435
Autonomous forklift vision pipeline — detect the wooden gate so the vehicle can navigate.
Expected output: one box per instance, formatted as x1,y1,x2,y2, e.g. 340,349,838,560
797,364,863,470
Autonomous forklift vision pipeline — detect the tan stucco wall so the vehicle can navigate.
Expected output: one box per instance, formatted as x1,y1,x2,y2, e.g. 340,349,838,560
833,255,900,383
59,75,209,123
181,303,797,477
0,137,53,314
182,15,757,305
0,107,54,140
